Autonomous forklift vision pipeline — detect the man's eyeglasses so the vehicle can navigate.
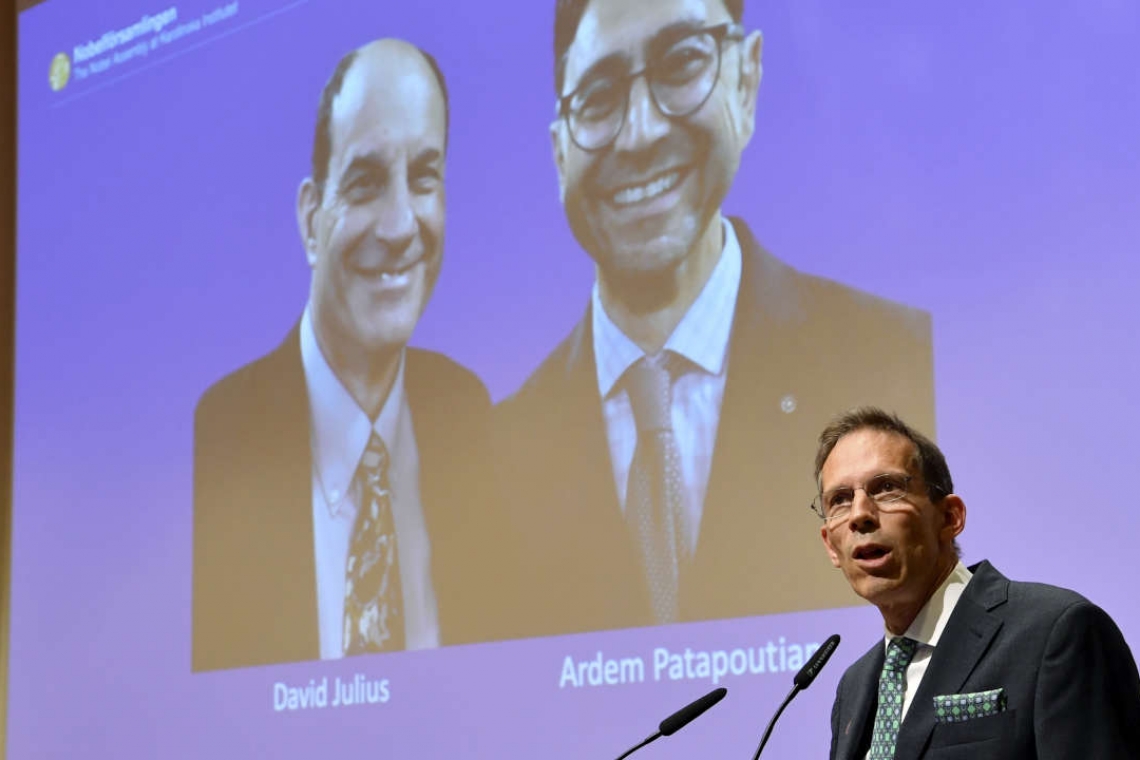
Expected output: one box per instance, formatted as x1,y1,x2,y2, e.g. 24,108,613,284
811,473,938,523
557,22,745,152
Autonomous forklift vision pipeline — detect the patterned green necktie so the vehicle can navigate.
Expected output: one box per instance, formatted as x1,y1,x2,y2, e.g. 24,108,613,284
343,432,404,654
869,637,920,759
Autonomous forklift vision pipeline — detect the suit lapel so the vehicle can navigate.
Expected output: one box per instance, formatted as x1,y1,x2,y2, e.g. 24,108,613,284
406,348,502,645
893,565,1008,759
402,354,450,528
687,219,837,616
564,306,647,586
403,351,444,632
700,219,794,515
836,645,885,760
692,219,789,564
553,306,652,624
560,308,621,515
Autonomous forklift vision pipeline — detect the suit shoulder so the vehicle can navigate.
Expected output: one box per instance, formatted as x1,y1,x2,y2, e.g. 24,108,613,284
496,324,583,419
782,262,931,342
734,220,930,341
804,268,926,318
194,347,283,431
1002,579,1137,680
980,569,1130,647
1007,576,1088,603
193,326,306,458
1003,577,1100,620
406,347,491,409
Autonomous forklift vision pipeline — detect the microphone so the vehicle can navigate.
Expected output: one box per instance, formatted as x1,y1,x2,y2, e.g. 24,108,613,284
793,633,841,690
660,686,728,736
750,634,840,760
615,687,728,759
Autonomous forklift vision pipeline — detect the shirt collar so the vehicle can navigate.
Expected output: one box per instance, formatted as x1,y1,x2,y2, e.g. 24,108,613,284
300,306,407,508
592,217,743,399
886,559,974,650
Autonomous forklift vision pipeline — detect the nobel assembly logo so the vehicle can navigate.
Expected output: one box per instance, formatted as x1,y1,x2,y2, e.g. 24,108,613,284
49,52,71,91
50,7,181,91
71,8,179,63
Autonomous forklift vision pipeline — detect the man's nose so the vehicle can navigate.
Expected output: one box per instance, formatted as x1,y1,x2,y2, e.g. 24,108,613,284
613,76,671,153
847,489,879,530
372,181,417,254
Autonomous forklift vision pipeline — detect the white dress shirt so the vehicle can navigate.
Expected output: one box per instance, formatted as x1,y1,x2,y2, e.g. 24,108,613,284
591,218,743,556
864,560,974,758
300,308,440,657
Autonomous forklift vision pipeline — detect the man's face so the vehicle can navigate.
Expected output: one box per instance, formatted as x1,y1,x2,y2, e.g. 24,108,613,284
819,429,964,619
300,45,446,362
553,0,760,280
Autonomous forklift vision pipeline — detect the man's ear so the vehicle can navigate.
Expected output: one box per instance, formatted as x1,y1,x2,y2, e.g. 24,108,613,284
550,119,568,203
296,177,321,268
939,494,967,545
821,524,842,569
737,30,764,144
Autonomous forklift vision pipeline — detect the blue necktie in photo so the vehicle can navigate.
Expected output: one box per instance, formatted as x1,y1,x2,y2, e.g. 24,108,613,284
624,352,686,625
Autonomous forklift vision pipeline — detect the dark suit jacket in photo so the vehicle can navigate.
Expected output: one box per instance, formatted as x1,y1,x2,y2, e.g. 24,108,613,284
829,560,1140,759
192,323,508,672
493,218,936,639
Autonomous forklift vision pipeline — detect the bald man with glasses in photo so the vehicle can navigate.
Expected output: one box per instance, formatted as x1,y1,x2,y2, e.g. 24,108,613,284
495,0,936,639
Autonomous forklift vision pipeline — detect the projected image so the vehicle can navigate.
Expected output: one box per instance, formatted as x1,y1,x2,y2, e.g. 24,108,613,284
495,0,934,639
199,0,939,668
192,39,515,672
19,0,1137,755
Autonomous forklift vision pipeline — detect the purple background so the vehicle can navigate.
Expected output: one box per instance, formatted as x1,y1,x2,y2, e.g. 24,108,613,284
11,0,1140,756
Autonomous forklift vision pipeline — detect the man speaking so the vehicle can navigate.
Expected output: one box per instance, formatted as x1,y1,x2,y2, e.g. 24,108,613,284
816,407,1140,758
495,0,935,638
192,39,499,671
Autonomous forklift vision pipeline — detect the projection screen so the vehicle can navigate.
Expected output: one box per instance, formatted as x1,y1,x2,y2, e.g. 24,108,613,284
7,0,1139,757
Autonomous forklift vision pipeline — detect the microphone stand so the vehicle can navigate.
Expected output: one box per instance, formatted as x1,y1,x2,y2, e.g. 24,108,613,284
750,684,799,760
750,633,841,759
615,731,661,760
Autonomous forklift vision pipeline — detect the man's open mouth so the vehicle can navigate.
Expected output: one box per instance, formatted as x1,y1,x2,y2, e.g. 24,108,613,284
853,544,890,561
606,168,686,207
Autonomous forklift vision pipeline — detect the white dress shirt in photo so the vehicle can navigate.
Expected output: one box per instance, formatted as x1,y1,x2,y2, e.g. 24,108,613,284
300,307,440,658
591,217,743,556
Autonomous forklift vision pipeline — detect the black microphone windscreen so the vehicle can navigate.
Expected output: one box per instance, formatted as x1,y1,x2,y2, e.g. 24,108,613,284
658,687,728,737
793,634,841,690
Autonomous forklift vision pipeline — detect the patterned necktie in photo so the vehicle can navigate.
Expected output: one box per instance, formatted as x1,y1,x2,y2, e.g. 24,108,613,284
343,431,405,655
869,637,920,759
624,352,686,625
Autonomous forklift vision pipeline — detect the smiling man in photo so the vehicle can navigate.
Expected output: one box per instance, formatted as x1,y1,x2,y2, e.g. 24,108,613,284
495,0,936,638
192,39,502,671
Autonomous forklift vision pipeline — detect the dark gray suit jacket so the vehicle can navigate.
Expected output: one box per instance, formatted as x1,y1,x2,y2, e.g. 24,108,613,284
830,561,1140,759
494,218,935,639
192,324,507,671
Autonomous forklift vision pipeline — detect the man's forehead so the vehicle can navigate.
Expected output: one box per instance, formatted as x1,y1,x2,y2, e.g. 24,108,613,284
329,52,445,163
564,0,724,85
823,429,917,482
